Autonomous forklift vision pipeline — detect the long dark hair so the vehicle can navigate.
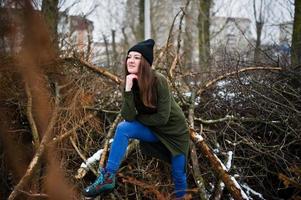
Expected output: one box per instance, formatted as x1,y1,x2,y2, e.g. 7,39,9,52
124,56,157,108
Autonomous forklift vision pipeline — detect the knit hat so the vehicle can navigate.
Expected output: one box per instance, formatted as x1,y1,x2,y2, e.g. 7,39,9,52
128,39,155,65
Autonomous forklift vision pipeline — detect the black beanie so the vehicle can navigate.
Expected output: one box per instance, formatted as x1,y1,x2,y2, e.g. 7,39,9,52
128,39,155,65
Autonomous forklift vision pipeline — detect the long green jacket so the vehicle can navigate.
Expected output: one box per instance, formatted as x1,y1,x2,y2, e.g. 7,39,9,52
121,72,189,162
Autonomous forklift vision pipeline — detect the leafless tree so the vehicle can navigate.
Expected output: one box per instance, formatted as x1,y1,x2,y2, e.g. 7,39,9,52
291,0,301,67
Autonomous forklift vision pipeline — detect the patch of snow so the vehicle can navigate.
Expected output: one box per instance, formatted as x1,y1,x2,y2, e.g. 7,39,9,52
81,149,103,170
80,139,113,170
184,92,192,97
234,174,240,178
226,151,233,170
213,153,228,171
213,148,220,153
242,183,265,200
230,176,250,200
195,133,204,142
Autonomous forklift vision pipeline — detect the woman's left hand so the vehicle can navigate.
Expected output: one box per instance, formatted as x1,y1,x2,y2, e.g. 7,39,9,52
125,74,138,91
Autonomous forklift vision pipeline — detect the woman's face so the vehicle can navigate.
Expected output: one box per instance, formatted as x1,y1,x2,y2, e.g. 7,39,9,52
127,51,141,74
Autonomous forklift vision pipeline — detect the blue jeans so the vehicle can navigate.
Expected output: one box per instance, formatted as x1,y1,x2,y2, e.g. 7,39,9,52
106,120,187,198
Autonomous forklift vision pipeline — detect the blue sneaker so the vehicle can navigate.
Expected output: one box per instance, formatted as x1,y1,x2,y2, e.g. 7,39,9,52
83,168,115,198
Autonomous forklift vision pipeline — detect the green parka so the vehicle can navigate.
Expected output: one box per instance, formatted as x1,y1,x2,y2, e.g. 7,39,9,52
121,71,189,161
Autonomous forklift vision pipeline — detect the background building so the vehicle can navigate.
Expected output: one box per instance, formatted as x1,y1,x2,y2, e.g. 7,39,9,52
0,7,94,57
58,13,94,59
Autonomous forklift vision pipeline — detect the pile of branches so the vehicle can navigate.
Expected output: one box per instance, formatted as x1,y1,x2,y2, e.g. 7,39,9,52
193,68,301,199
1,50,301,199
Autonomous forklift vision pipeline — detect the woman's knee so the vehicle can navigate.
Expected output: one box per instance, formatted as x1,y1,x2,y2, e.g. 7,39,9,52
116,121,129,135
115,120,157,142
115,121,137,137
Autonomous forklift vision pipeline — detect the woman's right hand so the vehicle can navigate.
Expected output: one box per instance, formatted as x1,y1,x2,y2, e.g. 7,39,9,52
125,74,138,91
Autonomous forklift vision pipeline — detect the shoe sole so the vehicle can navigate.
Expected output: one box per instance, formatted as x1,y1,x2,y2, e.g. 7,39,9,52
83,188,114,199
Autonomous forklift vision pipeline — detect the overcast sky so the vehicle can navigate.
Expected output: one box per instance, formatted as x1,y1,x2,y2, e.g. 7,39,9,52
60,0,294,44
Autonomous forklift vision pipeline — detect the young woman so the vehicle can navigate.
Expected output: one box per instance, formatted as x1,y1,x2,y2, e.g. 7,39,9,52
83,39,190,199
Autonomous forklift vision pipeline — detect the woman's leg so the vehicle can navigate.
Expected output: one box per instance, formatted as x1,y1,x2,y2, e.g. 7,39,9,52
83,120,159,197
171,154,187,199
106,120,159,174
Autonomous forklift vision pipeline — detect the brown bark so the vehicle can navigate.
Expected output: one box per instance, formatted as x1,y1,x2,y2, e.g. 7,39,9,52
210,152,232,200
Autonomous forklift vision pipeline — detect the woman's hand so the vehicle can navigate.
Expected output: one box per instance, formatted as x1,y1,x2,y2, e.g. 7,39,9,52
125,74,138,91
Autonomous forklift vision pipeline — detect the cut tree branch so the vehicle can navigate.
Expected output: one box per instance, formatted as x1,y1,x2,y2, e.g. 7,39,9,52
64,57,122,84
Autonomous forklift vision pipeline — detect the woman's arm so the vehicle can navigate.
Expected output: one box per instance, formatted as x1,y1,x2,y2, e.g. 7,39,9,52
121,74,138,121
120,91,137,121
136,74,171,126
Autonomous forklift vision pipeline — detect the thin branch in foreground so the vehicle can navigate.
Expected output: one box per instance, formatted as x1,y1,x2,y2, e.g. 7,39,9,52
8,85,60,200
17,190,49,198
25,83,40,150
118,173,167,200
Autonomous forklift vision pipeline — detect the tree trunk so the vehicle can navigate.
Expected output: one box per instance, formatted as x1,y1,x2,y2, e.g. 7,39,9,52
85,27,92,61
253,0,264,63
183,1,194,69
137,0,144,41
254,21,263,62
103,34,111,68
122,27,129,54
198,0,211,72
291,0,301,67
112,29,118,73
41,0,59,51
